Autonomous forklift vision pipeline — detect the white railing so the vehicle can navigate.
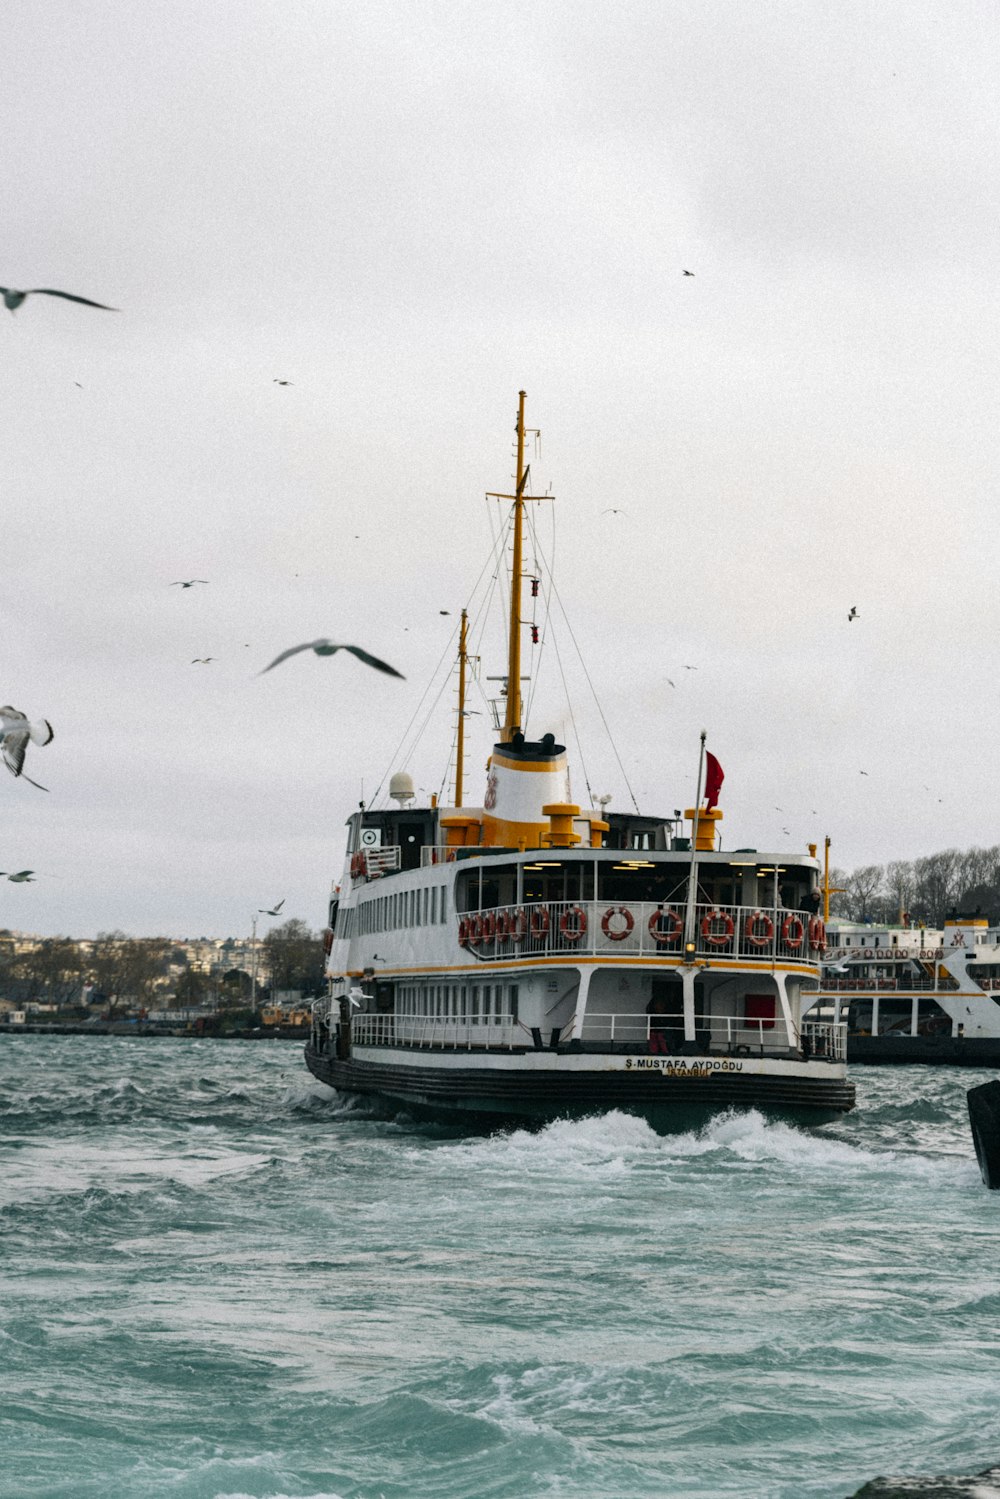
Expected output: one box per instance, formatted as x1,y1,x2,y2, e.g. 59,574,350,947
801,1021,848,1060
351,1009,522,1050
457,900,825,964
820,977,958,993
343,1007,846,1061
581,1009,794,1054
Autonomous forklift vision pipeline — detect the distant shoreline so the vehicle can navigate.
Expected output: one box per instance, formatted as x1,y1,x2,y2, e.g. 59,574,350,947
0,1024,305,1042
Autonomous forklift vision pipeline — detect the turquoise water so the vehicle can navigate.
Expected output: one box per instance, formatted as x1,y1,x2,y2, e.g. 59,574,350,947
2,1037,998,1499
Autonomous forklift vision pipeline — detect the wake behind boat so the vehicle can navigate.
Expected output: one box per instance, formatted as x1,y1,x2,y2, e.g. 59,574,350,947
306,394,855,1128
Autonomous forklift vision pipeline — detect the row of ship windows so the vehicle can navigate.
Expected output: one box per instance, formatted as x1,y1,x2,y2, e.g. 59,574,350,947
340,885,450,939
396,981,519,1023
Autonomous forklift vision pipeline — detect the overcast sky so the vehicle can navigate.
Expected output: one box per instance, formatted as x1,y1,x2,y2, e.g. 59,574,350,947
3,0,997,940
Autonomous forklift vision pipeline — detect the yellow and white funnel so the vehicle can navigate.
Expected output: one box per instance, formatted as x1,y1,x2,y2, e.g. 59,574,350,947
481,732,572,848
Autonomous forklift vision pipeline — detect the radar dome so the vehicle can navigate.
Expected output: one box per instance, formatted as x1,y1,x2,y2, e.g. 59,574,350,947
389,771,416,805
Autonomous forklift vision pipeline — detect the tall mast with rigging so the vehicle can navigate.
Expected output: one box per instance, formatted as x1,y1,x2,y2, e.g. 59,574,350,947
503,389,528,744
455,608,468,807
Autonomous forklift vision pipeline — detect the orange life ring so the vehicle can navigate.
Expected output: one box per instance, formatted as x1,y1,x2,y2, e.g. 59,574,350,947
782,915,805,950
744,911,774,948
508,908,527,943
701,910,735,947
458,917,470,947
601,906,634,941
559,905,587,943
470,912,484,942
648,907,683,945
480,910,496,942
323,927,334,956
808,916,826,951
529,905,550,940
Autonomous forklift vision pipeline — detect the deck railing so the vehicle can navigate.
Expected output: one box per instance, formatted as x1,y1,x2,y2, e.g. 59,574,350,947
351,1010,523,1050
343,1008,846,1060
820,977,959,993
457,899,825,965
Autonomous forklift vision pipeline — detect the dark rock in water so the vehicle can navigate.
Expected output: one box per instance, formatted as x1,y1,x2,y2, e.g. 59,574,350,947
967,1079,1000,1188
847,1464,1000,1496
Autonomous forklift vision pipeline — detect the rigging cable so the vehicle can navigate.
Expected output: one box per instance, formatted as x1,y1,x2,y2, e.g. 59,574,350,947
536,548,641,815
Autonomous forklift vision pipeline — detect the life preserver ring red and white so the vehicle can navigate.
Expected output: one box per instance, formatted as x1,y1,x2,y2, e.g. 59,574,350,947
601,906,634,941
458,916,470,947
782,914,805,949
559,905,587,943
529,905,550,940
507,907,527,943
808,916,826,952
322,927,334,956
744,911,774,948
701,910,735,947
648,907,683,945
480,910,496,942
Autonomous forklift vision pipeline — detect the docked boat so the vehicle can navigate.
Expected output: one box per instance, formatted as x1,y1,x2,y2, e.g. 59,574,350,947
808,914,1000,1065
305,393,854,1128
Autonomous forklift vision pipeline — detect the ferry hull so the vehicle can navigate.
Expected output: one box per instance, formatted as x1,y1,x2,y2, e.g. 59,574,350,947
304,1045,854,1130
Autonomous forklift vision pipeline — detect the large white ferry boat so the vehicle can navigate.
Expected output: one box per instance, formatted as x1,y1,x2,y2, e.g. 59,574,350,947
810,914,1000,1065
306,394,854,1128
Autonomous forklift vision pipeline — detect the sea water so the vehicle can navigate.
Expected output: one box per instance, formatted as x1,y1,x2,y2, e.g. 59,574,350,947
2,1036,999,1499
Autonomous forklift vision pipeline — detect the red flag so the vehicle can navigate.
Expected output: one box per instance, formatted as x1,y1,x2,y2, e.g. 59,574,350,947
704,751,724,810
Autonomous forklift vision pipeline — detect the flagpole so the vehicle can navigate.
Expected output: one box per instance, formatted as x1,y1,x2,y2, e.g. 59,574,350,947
683,731,707,955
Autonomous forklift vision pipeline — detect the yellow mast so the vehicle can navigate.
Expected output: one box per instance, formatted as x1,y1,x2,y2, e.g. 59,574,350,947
822,835,845,923
455,608,468,807
503,390,528,743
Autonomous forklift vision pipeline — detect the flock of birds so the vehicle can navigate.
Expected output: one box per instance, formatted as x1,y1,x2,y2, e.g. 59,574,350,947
1,286,406,803
5,281,875,887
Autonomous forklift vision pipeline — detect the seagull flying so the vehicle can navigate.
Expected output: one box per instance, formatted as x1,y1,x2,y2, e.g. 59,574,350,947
0,870,36,882
682,269,695,277
259,899,285,916
273,379,293,385
1,286,116,313
172,580,208,589
859,770,869,776
259,641,405,678
602,508,628,516
848,606,859,621
191,658,216,664
0,706,54,791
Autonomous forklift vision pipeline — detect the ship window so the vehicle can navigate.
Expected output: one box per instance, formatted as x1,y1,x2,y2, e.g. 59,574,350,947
509,983,518,1022
471,985,480,1023
441,885,448,921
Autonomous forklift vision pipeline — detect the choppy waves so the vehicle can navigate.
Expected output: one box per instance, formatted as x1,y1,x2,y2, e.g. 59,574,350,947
2,1037,999,1498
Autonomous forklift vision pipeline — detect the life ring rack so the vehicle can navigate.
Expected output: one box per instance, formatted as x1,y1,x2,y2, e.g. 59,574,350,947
601,906,635,941
744,911,774,949
808,916,826,952
648,907,683,945
782,914,805,950
529,905,550,941
559,905,587,944
701,910,735,947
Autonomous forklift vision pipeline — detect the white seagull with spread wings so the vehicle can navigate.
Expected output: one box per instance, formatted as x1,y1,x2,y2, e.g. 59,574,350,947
259,641,405,677
0,706,54,790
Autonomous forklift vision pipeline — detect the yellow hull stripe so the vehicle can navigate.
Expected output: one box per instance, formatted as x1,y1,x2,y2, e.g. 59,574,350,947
347,957,820,978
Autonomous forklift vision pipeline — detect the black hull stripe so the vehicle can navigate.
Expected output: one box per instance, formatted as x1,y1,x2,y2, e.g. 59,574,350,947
304,1047,855,1117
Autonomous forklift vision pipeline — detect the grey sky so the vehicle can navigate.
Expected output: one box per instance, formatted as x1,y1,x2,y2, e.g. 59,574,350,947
3,1,998,939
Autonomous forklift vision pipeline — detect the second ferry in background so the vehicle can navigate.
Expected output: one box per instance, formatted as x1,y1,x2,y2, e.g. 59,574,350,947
307,393,855,1128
